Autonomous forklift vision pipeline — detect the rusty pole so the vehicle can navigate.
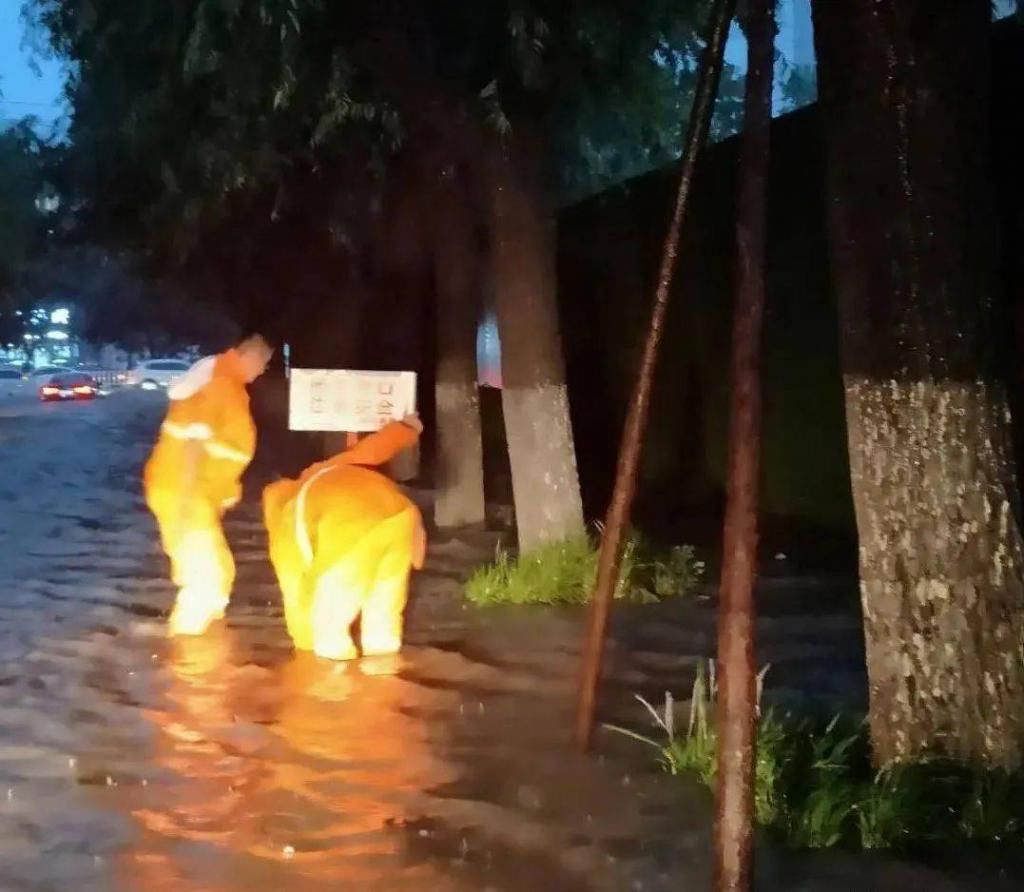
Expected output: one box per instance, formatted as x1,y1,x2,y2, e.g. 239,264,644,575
714,0,775,889
575,0,738,752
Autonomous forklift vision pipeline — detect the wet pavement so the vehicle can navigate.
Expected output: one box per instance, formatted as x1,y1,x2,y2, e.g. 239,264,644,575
0,388,1012,891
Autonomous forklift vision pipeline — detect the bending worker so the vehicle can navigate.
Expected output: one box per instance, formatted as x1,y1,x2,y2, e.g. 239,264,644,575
262,415,425,661
144,334,273,636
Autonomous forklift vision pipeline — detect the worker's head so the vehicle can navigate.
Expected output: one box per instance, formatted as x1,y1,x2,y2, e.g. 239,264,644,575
236,333,274,382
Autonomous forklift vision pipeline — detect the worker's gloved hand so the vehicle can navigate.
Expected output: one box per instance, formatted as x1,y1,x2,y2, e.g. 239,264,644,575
401,413,424,435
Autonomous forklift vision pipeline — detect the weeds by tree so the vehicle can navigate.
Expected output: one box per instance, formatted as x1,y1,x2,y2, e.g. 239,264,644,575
465,529,704,607
609,662,1024,852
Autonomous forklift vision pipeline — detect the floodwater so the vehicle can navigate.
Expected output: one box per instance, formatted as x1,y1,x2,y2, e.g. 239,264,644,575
0,386,999,892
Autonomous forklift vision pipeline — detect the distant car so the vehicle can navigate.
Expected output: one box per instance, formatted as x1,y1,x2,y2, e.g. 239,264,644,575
39,372,99,402
26,365,65,382
124,359,191,390
72,364,118,392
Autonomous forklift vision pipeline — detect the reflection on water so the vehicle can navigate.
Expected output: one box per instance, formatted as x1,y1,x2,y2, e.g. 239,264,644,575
50,599,703,892
117,628,473,891
0,526,706,892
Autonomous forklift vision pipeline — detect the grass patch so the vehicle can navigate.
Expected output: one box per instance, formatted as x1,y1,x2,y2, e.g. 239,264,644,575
608,662,1024,852
464,528,705,607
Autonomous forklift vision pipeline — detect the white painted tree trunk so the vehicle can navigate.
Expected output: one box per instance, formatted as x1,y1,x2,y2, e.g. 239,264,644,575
845,378,1024,766
814,0,1024,766
501,382,584,550
429,158,486,529
487,128,585,552
433,377,485,527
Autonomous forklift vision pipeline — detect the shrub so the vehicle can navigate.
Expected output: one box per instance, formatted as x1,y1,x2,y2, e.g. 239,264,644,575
607,662,1024,852
464,528,705,607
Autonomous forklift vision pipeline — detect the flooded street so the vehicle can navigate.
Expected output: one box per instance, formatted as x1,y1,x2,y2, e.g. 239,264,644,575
0,389,708,891
0,388,1004,891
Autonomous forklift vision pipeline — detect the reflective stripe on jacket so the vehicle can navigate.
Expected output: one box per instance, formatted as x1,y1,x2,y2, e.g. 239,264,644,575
144,350,256,508
262,421,426,570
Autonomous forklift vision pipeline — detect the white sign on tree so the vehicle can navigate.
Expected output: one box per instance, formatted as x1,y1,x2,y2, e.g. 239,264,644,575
288,369,417,432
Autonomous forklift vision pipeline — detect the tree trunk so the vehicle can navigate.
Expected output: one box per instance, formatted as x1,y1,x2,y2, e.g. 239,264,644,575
365,176,428,482
430,159,487,528
992,17,1024,503
487,122,584,552
813,0,1024,767
714,1,774,889
308,261,372,460
575,0,738,750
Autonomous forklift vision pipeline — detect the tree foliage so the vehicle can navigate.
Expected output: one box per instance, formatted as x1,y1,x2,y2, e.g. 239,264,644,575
19,246,238,354
0,126,40,285
0,121,49,346
25,0,741,263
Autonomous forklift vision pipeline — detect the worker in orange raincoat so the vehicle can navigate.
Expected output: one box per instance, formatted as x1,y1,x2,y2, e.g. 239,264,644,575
144,335,274,636
261,415,426,661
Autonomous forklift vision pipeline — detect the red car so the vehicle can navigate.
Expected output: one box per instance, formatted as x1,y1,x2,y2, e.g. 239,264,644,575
39,372,99,402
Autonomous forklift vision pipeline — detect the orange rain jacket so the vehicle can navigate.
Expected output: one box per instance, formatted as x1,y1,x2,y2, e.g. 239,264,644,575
263,421,426,575
143,349,257,511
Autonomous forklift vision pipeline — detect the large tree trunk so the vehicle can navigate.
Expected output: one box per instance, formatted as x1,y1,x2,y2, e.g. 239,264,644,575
813,0,1024,767
361,174,432,481
714,0,774,888
309,261,373,460
487,123,584,552
430,158,487,528
393,89,487,526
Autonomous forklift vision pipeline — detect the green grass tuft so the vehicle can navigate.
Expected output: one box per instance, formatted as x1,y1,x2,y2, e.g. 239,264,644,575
608,662,1024,852
465,535,597,606
464,528,705,607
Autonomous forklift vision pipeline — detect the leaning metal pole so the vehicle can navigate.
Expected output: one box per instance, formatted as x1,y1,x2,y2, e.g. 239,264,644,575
575,0,738,751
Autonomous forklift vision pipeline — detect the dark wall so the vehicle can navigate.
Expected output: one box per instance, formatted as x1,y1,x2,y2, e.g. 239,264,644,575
993,19,1024,486
559,106,853,567
557,18,1023,568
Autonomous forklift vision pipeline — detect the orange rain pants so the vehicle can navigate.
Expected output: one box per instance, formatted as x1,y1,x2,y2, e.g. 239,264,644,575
145,487,235,635
143,350,256,636
262,421,425,661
